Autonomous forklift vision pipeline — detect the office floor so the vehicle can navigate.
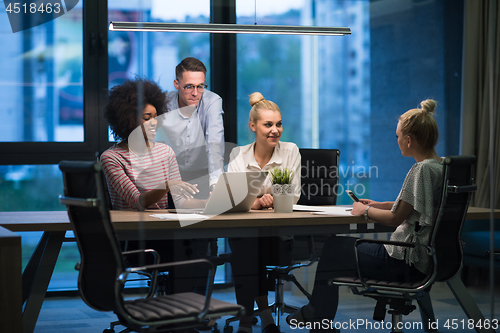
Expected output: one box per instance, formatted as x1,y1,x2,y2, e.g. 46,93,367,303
33,281,499,333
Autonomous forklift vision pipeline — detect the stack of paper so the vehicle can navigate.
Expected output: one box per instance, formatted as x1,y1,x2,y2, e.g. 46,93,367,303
293,205,354,217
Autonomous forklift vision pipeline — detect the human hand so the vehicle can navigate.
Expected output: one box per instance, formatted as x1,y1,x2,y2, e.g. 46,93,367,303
253,194,274,209
359,199,375,205
209,184,216,196
351,201,368,216
167,180,199,200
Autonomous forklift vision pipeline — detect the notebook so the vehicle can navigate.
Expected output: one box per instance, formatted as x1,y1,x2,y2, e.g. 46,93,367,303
170,171,268,215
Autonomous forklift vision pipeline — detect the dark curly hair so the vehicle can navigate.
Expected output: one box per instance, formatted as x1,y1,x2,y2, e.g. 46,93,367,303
104,77,167,141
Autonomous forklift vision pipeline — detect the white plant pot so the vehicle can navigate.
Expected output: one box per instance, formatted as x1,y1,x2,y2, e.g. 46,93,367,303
272,184,294,213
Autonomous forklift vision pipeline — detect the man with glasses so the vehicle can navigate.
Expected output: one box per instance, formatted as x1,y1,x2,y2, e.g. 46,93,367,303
162,57,225,198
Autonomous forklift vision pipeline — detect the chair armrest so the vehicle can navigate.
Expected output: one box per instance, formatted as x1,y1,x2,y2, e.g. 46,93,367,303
119,258,217,320
353,239,434,288
126,257,215,274
122,248,160,265
122,249,160,297
355,238,417,248
447,184,477,193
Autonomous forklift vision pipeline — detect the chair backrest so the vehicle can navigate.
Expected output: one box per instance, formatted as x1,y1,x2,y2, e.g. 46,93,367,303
431,155,477,282
296,148,340,206
59,160,124,312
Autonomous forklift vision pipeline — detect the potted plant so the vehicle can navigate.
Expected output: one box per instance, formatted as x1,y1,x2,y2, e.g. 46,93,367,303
269,167,295,213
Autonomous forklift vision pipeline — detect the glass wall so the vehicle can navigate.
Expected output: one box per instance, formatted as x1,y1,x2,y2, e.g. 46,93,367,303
1,0,466,290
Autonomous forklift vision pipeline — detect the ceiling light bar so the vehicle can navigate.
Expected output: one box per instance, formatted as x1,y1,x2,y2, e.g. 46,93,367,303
109,21,351,36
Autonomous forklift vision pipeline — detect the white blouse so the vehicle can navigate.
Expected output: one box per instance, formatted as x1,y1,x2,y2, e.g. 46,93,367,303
227,141,301,204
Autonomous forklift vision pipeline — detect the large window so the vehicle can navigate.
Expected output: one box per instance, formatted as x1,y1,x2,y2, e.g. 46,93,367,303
108,0,211,93
0,3,83,142
0,2,85,291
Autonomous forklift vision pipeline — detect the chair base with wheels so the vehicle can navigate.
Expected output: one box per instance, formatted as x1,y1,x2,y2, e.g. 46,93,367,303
223,248,316,333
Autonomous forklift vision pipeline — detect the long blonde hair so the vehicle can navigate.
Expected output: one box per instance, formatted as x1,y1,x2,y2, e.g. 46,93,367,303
399,99,439,150
248,92,281,125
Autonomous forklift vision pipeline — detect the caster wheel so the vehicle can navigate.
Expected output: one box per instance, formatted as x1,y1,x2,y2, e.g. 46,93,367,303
223,325,233,333
212,323,220,333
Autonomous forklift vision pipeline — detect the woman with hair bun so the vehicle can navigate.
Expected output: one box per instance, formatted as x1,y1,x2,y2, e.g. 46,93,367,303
287,99,443,332
229,92,301,207
227,92,301,333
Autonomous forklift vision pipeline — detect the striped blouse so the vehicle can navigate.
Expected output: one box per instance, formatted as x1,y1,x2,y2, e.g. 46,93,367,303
100,143,182,210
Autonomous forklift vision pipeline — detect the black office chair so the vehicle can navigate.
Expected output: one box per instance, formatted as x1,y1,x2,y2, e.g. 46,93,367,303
331,155,481,333
297,148,341,206
59,160,244,333
267,149,341,327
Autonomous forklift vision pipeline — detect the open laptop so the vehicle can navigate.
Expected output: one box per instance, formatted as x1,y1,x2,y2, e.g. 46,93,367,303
170,171,268,215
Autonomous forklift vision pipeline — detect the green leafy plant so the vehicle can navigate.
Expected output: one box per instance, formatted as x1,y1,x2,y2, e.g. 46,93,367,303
269,167,294,185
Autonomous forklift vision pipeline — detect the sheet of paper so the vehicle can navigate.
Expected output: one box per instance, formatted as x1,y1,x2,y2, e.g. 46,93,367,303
293,204,354,216
306,206,352,216
293,204,330,212
150,213,210,227
312,209,354,217
150,213,209,220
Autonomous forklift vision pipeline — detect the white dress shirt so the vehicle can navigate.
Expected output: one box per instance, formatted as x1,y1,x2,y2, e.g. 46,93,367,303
228,141,301,203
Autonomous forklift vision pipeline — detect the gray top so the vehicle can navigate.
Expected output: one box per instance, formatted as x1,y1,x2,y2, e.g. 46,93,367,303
386,158,444,274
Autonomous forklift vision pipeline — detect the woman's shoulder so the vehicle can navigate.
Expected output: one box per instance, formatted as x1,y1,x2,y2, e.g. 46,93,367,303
230,142,254,155
101,144,123,159
407,158,443,183
412,158,443,173
153,142,176,155
277,141,299,152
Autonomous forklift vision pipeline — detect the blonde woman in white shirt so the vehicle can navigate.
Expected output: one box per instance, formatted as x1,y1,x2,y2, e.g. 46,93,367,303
227,92,301,333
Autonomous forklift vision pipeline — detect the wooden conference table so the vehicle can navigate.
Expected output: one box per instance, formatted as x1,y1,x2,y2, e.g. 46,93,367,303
0,206,498,333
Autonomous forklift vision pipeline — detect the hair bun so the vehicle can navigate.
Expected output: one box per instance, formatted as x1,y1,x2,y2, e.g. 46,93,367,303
249,92,265,107
420,99,437,114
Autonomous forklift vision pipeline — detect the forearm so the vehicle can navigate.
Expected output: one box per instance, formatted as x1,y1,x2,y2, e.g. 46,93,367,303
207,142,224,186
204,101,225,185
138,180,171,210
370,201,394,210
138,188,168,210
364,206,402,227
353,200,411,227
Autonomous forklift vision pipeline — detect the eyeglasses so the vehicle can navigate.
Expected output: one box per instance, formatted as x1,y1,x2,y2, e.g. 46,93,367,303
182,84,207,92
